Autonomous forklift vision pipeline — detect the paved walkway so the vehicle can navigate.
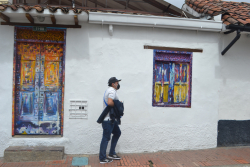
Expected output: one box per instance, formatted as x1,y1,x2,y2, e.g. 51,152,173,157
1,146,250,167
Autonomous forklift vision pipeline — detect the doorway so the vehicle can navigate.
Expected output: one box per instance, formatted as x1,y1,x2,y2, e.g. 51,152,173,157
13,27,66,135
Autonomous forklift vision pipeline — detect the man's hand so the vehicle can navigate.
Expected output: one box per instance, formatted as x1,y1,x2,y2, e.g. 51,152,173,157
107,98,114,106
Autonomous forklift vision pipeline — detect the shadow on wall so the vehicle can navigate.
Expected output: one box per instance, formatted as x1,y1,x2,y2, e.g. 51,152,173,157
217,33,250,82
0,26,14,63
66,23,90,61
87,24,220,44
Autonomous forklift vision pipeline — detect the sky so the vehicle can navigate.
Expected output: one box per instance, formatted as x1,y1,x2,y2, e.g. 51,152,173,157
166,0,250,9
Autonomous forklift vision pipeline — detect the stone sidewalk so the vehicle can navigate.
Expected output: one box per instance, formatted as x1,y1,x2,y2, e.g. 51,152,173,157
1,146,250,167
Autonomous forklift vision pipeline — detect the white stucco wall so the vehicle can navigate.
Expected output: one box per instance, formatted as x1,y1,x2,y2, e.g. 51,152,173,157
0,22,248,157
218,33,250,120
0,25,15,158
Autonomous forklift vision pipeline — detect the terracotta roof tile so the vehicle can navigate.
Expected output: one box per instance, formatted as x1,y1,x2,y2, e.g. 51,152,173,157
237,18,249,25
240,12,248,16
227,18,238,24
212,11,220,16
0,4,71,13
240,16,248,19
195,8,199,12
190,0,196,4
197,3,205,8
232,15,239,20
33,5,44,12
246,19,250,23
185,0,250,26
0,4,177,17
223,21,231,25
207,10,214,14
212,8,222,12
222,15,230,20
194,1,200,6
203,8,209,13
200,8,205,13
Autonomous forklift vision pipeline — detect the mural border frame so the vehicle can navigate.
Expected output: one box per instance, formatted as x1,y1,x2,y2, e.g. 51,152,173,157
12,26,66,136
152,49,193,108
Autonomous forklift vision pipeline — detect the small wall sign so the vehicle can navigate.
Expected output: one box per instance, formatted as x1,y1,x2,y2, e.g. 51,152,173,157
69,100,88,119
32,26,47,32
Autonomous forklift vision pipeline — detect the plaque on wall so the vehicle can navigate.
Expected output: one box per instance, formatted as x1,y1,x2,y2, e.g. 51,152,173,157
69,100,88,119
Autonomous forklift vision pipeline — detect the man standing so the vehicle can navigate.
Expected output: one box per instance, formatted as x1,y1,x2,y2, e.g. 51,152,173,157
99,77,122,164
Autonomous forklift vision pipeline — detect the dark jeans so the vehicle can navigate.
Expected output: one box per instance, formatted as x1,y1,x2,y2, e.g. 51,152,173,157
99,120,121,161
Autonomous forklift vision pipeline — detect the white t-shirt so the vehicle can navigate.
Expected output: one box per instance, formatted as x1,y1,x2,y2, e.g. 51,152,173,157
103,87,119,120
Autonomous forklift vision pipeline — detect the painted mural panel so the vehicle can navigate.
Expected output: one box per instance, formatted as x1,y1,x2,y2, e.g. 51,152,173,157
19,92,35,117
20,61,36,91
13,27,66,136
154,83,161,102
39,121,60,135
42,44,63,61
163,85,169,102
154,63,170,103
174,84,180,103
43,92,59,121
15,92,39,135
15,121,39,135
19,43,40,60
14,42,64,135
44,62,60,87
153,50,192,107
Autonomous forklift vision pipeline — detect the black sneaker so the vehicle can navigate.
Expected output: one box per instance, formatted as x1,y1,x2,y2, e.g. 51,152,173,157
100,158,113,164
108,154,121,160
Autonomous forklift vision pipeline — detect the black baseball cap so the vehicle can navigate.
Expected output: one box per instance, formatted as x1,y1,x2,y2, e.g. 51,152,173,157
108,77,121,84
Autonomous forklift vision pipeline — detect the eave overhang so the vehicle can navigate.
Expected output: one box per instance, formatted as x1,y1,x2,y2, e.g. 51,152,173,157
89,12,222,32
0,7,88,28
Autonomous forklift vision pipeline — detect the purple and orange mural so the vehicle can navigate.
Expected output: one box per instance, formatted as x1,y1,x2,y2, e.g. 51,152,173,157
12,27,66,135
152,50,192,108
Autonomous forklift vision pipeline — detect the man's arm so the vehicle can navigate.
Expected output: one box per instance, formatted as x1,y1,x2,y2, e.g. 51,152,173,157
107,98,114,106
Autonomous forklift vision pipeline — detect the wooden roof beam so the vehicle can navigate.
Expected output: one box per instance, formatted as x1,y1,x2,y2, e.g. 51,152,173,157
50,15,56,24
87,0,111,8
125,0,130,9
1,21,81,28
0,13,10,22
25,13,34,24
142,0,181,16
144,45,203,52
69,0,109,8
74,15,78,25
68,0,85,7
113,0,141,11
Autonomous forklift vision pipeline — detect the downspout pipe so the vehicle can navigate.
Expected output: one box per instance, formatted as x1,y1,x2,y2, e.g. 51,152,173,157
221,29,241,55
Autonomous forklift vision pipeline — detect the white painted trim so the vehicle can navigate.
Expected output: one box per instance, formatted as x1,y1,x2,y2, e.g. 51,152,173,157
89,12,223,32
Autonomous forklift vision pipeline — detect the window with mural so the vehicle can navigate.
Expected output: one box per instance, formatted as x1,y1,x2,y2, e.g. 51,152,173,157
152,50,192,107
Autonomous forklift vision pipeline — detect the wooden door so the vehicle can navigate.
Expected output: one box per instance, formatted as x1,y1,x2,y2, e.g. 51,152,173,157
14,42,63,135
39,43,63,134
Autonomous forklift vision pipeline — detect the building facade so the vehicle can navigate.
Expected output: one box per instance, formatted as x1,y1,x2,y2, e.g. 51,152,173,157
0,0,250,157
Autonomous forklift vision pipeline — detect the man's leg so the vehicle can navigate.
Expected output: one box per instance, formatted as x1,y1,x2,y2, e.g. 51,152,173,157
99,121,114,161
109,121,121,156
